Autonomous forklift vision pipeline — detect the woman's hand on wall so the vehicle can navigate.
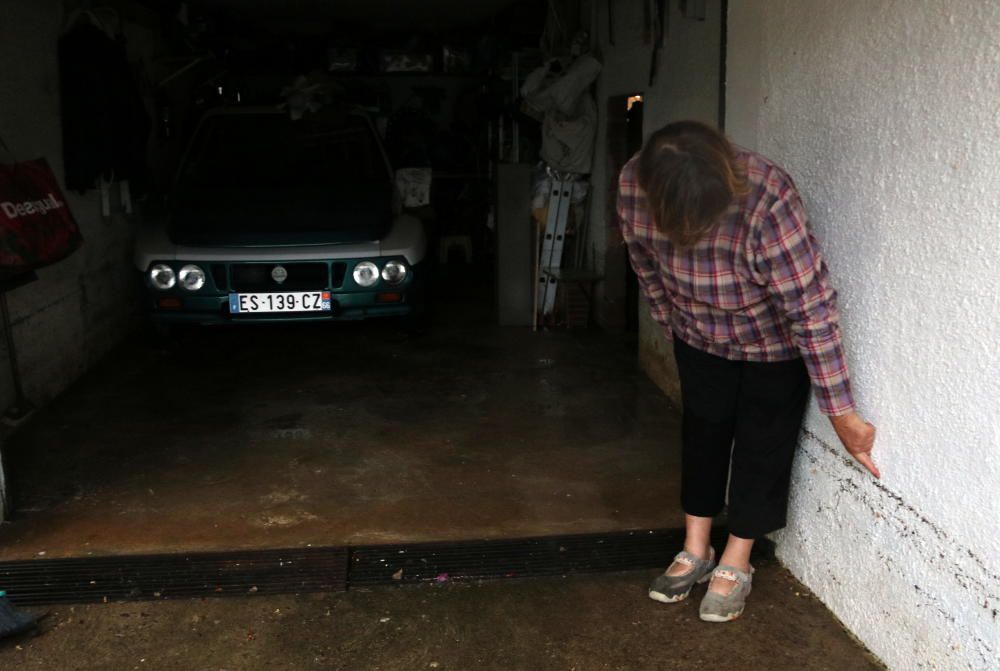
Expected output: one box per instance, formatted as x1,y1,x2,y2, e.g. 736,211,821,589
829,412,880,479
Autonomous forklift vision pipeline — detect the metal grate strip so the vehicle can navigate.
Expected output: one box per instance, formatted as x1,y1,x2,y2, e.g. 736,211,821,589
0,528,746,606
0,547,348,607
348,528,689,586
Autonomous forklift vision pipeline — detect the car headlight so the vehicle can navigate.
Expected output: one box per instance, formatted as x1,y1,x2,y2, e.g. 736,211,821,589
353,261,379,288
149,264,176,290
381,260,408,285
178,264,206,291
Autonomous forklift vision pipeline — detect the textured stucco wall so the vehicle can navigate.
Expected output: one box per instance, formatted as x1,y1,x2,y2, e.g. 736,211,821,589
590,0,722,401
727,2,1000,669
0,0,149,411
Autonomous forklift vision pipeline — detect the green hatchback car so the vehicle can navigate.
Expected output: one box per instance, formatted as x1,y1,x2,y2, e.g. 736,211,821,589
134,107,426,327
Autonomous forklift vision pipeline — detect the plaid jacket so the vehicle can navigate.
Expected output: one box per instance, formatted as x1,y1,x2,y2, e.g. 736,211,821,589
617,149,855,416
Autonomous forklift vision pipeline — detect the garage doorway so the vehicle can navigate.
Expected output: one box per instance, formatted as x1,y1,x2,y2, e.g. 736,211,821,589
604,93,645,334
0,0,684,566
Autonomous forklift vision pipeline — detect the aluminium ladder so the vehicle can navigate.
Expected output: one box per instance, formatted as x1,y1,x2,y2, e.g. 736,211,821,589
536,173,575,324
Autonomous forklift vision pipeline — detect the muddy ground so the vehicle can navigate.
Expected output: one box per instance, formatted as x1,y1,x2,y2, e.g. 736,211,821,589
1,562,881,671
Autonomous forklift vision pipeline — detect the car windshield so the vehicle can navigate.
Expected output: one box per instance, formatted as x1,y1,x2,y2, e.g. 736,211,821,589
170,112,394,246
177,114,386,188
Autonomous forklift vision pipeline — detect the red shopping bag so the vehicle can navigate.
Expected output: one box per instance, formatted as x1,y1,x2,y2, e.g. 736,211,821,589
0,158,83,277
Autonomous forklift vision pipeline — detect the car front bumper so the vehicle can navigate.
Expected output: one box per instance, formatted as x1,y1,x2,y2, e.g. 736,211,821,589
141,258,425,326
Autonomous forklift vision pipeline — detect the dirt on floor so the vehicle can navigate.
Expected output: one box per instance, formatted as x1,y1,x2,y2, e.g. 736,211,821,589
0,563,881,671
0,297,883,668
1,305,682,560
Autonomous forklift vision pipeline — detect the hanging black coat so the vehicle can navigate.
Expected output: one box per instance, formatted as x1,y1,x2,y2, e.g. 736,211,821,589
58,21,150,194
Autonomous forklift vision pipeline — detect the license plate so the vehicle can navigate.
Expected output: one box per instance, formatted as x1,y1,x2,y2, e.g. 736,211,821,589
228,291,331,314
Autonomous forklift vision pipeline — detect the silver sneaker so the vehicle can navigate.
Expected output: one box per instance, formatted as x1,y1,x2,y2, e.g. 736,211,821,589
699,564,754,622
648,548,716,603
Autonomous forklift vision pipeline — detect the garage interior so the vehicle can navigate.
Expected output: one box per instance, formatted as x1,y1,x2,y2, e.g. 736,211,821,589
0,1,885,668
0,0,683,560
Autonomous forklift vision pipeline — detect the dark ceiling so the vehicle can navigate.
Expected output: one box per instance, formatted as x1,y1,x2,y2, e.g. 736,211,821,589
191,0,531,33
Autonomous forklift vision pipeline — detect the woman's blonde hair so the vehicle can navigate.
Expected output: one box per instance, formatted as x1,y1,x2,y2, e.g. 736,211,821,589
636,121,748,247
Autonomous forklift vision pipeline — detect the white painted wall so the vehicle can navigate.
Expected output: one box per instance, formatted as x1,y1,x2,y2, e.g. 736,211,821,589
0,0,151,410
726,2,1000,669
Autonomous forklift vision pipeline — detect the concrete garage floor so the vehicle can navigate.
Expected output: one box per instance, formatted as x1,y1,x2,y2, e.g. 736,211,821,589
0,565,880,671
0,301,881,669
0,300,682,560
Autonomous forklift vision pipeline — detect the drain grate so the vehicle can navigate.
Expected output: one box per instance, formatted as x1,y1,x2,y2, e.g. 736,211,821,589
348,528,687,586
0,528,745,606
0,547,348,606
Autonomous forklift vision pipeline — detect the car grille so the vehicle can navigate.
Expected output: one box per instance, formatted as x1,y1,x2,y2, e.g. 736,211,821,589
210,264,228,291
331,262,347,288
230,263,329,291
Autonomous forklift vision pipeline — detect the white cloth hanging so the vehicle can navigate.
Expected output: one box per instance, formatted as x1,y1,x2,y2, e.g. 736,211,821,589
63,7,121,40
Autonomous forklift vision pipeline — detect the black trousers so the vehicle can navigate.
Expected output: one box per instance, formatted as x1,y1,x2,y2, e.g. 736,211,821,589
673,336,811,539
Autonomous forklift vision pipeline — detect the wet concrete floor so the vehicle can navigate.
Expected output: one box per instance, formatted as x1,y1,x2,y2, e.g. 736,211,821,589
0,564,881,671
0,302,883,669
1,304,682,559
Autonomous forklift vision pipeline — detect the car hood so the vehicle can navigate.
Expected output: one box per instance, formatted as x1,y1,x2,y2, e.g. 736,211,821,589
134,212,427,271
168,181,393,247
